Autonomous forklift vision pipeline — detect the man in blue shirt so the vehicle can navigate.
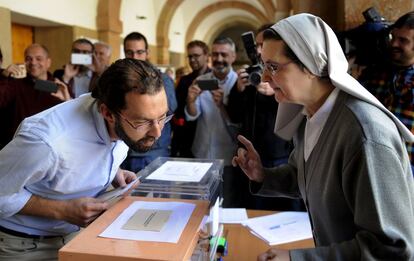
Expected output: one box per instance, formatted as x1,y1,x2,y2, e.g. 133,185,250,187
122,32,177,172
0,59,170,260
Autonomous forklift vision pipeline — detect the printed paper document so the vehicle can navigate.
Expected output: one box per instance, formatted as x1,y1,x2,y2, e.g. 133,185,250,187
243,211,312,245
99,201,195,243
145,161,212,182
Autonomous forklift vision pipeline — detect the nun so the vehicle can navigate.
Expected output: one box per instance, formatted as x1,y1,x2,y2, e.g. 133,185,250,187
232,13,414,260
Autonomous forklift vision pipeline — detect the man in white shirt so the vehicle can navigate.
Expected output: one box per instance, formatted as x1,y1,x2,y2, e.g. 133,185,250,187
0,59,169,260
185,37,238,206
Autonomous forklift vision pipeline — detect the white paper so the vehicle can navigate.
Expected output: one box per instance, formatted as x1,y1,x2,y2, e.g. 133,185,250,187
242,211,312,245
219,208,248,224
97,178,140,202
145,161,212,182
99,201,195,243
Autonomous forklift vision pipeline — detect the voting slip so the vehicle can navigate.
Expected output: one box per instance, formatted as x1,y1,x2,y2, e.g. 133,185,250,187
99,201,195,243
122,209,172,232
97,177,140,203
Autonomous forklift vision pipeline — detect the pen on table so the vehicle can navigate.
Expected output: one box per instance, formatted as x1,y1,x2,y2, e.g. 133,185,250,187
269,220,297,230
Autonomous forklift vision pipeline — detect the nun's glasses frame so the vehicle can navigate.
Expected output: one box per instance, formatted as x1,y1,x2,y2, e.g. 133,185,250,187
261,60,293,75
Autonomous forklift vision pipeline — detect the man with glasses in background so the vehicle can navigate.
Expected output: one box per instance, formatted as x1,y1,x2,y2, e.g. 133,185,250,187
121,32,177,173
171,40,211,157
54,38,99,98
0,59,168,260
185,37,238,207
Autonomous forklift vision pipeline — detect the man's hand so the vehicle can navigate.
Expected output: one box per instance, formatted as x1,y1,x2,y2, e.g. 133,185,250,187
19,195,108,228
258,248,290,261
232,135,265,183
2,64,25,78
112,168,139,188
186,82,202,116
236,68,249,92
51,78,72,101
62,197,109,227
62,64,79,83
211,88,224,107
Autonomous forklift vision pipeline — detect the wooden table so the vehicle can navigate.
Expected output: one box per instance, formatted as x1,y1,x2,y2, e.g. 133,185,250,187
59,196,209,261
223,210,315,261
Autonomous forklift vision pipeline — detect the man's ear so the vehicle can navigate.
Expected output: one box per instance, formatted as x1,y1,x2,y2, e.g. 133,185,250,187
100,103,116,124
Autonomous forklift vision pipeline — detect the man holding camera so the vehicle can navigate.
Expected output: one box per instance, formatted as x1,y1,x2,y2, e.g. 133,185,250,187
185,37,238,206
171,40,211,158
0,43,70,149
226,25,303,210
359,11,414,175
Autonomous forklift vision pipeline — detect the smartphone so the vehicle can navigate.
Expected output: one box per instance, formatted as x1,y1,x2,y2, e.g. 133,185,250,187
34,80,58,93
196,79,219,91
71,53,92,65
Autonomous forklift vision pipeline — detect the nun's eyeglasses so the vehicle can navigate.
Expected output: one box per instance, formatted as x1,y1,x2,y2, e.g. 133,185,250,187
263,60,293,75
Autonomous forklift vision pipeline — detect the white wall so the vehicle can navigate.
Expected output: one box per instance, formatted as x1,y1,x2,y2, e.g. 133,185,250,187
121,0,167,46
0,0,98,29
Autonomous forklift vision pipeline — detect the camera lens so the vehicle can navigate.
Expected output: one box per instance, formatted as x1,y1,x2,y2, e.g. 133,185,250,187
249,71,262,86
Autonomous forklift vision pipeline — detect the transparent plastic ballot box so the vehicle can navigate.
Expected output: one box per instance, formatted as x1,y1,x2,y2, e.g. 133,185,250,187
132,157,223,204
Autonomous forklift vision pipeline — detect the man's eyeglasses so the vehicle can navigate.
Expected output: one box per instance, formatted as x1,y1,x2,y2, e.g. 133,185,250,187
125,49,147,57
187,53,203,60
262,60,293,75
212,52,230,58
118,113,174,131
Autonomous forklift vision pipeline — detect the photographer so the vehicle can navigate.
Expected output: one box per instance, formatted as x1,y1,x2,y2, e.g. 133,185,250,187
227,25,301,210
359,11,414,175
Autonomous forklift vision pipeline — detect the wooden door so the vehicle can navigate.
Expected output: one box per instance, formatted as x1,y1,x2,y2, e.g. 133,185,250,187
12,23,33,63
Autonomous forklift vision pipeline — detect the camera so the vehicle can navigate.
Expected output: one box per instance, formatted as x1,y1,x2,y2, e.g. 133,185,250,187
241,31,263,86
338,7,391,66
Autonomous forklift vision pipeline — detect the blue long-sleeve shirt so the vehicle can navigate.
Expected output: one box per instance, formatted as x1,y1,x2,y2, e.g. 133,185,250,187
0,94,128,236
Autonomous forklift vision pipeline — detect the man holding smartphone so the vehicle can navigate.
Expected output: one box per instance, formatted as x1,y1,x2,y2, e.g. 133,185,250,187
171,40,211,158
0,59,166,260
0,43,70,149
54,38,100,98
185,37,238,206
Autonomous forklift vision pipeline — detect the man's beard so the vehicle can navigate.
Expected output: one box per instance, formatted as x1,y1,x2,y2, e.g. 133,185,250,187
212,61,229,74
114,117,156,153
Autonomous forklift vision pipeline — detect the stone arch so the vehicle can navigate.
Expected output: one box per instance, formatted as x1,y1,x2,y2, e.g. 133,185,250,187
185,1,270,50
258,0,276,20
156,0,184,64
203,16,260,46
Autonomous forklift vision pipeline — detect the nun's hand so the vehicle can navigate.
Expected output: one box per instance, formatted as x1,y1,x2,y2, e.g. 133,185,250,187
232,135,264,183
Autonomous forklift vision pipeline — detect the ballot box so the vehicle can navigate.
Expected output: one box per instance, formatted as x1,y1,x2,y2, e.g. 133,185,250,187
132,157,223,205
58,196,209,261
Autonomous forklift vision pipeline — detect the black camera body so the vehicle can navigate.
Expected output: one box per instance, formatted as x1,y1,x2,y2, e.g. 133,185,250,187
338,7,391,66
241,31,263,86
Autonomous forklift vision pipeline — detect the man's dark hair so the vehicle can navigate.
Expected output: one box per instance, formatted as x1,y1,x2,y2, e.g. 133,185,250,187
187,40,209,55
92,58,163,113
124,32,148,50
393,11,414,29
263,29,305,70
72,38,94,52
